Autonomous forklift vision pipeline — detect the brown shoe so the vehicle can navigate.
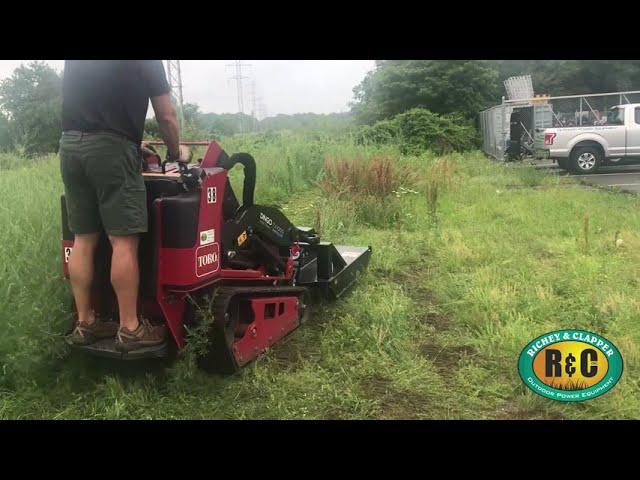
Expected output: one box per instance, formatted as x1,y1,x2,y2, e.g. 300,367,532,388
115,317,167,352
66,315,119,346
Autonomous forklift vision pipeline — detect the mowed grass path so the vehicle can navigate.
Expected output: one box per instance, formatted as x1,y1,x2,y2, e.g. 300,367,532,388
1,144,639,419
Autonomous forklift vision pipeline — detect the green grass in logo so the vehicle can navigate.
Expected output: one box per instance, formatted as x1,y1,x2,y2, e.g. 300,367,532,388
518,329,623,402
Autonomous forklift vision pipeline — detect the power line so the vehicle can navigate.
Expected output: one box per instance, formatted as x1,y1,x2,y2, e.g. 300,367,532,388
166,60,184,134
254,96,264,131
226,60,251,133
257,101,268,123
249,80,259,132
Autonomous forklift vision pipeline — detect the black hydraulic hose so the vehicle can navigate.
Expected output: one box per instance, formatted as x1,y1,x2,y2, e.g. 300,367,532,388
218,153,256,207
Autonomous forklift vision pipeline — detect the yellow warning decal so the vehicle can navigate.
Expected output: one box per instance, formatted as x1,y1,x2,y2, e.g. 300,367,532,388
237,231,248,246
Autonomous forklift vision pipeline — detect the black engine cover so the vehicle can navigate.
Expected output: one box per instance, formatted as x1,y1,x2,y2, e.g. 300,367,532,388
220,205,299,273
223,205,296,249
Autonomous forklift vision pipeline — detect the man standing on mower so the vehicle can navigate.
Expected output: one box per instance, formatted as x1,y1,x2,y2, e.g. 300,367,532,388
60,60,191,352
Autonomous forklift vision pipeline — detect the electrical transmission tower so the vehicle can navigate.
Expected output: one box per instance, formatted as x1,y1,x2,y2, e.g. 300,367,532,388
166,60,185,133
249,80,259,132
254,95,264,132
226,60,251,133
257,101,268,124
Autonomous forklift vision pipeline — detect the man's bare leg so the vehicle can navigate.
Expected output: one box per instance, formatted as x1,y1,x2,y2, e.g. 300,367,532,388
68,233,100,325
109,234,140,332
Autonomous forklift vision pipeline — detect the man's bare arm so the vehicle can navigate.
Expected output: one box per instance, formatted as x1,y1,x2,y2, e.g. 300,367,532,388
150,93,181,160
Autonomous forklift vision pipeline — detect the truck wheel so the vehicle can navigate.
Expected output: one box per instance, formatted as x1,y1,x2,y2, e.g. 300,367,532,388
570,147,601,174
557,158,568,170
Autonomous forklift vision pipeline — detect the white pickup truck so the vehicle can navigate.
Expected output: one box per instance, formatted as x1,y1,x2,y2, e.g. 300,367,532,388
535,103,640,174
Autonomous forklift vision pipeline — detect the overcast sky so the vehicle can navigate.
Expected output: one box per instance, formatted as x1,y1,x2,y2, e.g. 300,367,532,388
0,60,376,117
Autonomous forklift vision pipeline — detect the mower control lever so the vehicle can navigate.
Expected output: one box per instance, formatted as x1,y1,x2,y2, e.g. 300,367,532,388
161,146,194,174
167,145,194,164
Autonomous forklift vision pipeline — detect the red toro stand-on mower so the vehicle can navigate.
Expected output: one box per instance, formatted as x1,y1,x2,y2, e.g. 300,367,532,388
61,140,372,373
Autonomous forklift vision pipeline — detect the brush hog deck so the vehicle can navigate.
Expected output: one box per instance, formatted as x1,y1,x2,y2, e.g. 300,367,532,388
61,139,371,373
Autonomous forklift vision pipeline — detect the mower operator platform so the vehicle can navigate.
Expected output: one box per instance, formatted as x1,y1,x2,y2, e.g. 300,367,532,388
60,139,372,373
73,338,169,360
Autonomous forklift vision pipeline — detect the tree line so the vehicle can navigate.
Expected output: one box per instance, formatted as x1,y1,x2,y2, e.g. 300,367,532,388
349,60,640,125
2,60,640,157
144,103,352,140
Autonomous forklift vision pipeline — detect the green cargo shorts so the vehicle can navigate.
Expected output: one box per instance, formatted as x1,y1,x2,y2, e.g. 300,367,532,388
59,132,148,236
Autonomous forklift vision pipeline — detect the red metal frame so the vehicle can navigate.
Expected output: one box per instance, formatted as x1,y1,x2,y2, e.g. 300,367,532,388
61,139,297,350
232,296,300,366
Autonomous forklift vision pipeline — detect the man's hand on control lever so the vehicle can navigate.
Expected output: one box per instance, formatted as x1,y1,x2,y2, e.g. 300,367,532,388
150,92,193,164
141,141,192,164
140,141,158,159
168,144,193,164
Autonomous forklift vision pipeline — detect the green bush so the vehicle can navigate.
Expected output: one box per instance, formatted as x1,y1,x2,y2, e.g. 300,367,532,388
355,108,479,155
355,119,399,145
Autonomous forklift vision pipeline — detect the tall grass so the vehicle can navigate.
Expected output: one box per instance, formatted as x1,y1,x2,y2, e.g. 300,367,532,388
320,155,422,228
0,152,55,172
1,134,640,419
424,158,455,218
223,132,404,205
0,156,69,392
322,155,400,198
